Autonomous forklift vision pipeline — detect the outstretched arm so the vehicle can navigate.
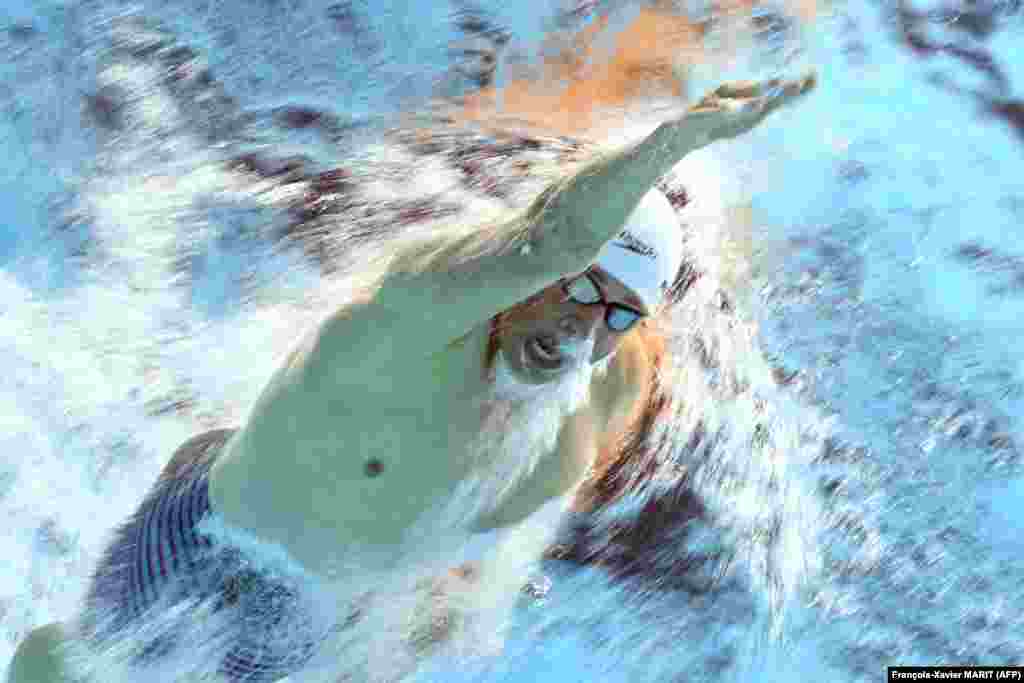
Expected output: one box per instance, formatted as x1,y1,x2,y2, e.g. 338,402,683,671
312,74,817,373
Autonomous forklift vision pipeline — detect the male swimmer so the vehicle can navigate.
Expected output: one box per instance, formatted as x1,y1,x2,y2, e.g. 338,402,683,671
7,75,814,683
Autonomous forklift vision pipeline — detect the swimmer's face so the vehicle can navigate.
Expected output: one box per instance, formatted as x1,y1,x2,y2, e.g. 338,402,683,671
495,267,649,384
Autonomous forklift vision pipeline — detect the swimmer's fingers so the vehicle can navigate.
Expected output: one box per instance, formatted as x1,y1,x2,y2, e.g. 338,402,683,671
692,71,816,112
684,70,817,143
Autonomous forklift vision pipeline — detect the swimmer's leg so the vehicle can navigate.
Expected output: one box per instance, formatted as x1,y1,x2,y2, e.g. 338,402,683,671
6,622,76,683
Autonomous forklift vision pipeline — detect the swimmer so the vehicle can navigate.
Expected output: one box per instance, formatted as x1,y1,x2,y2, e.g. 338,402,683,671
7,74,815,683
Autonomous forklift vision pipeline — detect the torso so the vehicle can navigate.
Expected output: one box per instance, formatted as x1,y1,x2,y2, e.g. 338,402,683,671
208,314,648,578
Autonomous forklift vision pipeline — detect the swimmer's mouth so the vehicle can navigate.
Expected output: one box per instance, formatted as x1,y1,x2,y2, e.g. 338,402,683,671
523,334,565,372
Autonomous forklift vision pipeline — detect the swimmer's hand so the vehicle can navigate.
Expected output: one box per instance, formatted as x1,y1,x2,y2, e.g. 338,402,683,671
676,71,817,147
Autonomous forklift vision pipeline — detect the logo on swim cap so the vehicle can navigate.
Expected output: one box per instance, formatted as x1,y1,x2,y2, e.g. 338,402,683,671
613,230,657,259
593,189,685,311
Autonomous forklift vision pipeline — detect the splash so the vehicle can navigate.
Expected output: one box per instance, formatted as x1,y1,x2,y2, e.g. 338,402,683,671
443,338,598,527
2,4,828,681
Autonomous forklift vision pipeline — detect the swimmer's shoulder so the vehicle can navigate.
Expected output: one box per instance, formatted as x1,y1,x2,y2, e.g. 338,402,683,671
591,329,657,432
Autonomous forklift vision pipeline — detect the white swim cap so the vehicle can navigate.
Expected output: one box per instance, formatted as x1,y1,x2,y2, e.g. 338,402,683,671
593,189,684,311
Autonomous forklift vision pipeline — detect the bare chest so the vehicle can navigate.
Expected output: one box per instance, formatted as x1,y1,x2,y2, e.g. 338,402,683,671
210,324,501,574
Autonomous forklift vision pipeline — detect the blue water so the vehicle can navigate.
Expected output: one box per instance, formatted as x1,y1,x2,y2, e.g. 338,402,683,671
1,0,1022,680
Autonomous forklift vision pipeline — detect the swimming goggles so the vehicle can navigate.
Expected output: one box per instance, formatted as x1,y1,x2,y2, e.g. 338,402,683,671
564,272,645,332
